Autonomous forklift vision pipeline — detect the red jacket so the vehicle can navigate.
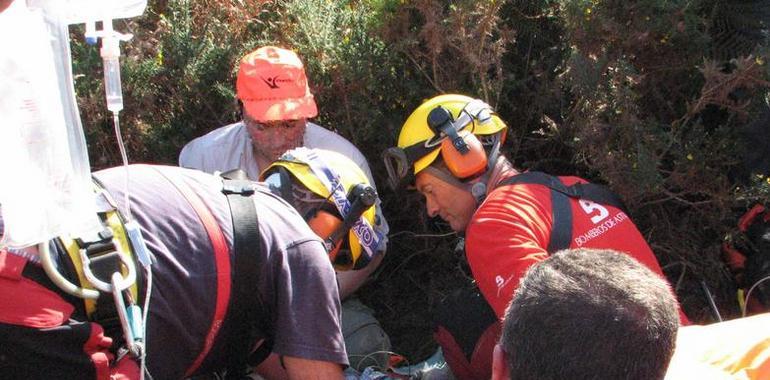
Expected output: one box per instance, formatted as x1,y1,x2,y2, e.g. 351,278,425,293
465,175,690,324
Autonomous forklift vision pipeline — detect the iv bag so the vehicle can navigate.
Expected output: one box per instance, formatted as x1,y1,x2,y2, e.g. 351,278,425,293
0,1,102,248
29,0,148,24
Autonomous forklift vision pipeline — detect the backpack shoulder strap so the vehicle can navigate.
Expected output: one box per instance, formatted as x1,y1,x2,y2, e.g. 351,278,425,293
496,172,627,252
221,174,272,378
498,172,627,213
158,167,271,377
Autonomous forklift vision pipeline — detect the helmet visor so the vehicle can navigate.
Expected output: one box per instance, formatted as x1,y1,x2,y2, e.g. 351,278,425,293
383,142,438,190
383,147,412,190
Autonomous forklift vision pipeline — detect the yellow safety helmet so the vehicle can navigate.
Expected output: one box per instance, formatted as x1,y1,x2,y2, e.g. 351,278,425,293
260,148,380,270
383,94,507,189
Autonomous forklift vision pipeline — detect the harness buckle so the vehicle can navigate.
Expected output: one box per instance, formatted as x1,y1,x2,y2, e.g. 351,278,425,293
223,182,255,196
78,228,136,293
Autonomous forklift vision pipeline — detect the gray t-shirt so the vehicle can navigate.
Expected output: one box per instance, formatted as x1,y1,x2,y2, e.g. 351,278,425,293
94,165,347,378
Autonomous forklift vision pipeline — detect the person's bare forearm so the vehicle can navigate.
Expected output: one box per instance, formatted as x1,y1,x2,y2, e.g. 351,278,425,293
337,252,385,299
284,356,343,380
255,355,343,380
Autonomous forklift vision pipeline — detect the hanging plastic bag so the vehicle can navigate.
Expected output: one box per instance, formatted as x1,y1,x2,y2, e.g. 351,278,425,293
0,2,92,247
0,0,148,248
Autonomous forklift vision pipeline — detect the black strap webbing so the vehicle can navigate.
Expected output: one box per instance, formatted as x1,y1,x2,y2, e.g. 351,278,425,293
220,174,272,379
497,171,628,252
548,190,573,253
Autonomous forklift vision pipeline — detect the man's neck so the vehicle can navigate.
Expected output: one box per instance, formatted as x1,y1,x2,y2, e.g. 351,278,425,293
485,156,518,195
252,147,273,173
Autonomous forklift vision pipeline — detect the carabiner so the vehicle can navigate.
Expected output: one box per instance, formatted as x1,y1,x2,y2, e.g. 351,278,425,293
80,235,136,293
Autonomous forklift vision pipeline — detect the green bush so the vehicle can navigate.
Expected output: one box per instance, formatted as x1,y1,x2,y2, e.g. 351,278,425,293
555,0,770,319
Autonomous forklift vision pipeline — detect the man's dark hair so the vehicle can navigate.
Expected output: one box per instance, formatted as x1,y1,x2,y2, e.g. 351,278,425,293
500,248,679,380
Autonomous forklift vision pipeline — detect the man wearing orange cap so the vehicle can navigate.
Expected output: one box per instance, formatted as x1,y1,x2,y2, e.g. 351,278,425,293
179,46,391,370
179,46,388,299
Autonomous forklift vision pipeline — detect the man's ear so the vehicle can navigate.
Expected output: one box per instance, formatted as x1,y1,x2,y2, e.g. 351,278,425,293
492,343,511,380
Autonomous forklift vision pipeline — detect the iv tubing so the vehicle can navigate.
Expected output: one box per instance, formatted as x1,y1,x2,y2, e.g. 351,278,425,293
113,114,133,221
100,17,132,221
140,265,153,380
97,16,151,377
743,274,770,317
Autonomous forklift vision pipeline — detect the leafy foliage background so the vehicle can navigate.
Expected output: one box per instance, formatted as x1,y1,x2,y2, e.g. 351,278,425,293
73,0,770,361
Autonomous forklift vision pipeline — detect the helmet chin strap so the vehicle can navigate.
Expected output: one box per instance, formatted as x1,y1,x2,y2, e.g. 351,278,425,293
471,133,503,205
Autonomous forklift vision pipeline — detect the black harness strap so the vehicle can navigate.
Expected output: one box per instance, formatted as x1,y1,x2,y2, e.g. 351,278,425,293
548,190,573,253
497,171,627,253
219,171,272,379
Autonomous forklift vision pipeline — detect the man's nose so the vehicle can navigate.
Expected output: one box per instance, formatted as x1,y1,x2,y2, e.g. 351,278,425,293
425,197,439,218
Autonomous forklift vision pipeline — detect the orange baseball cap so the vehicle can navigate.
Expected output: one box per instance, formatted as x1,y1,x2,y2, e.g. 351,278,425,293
236,46,318,121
